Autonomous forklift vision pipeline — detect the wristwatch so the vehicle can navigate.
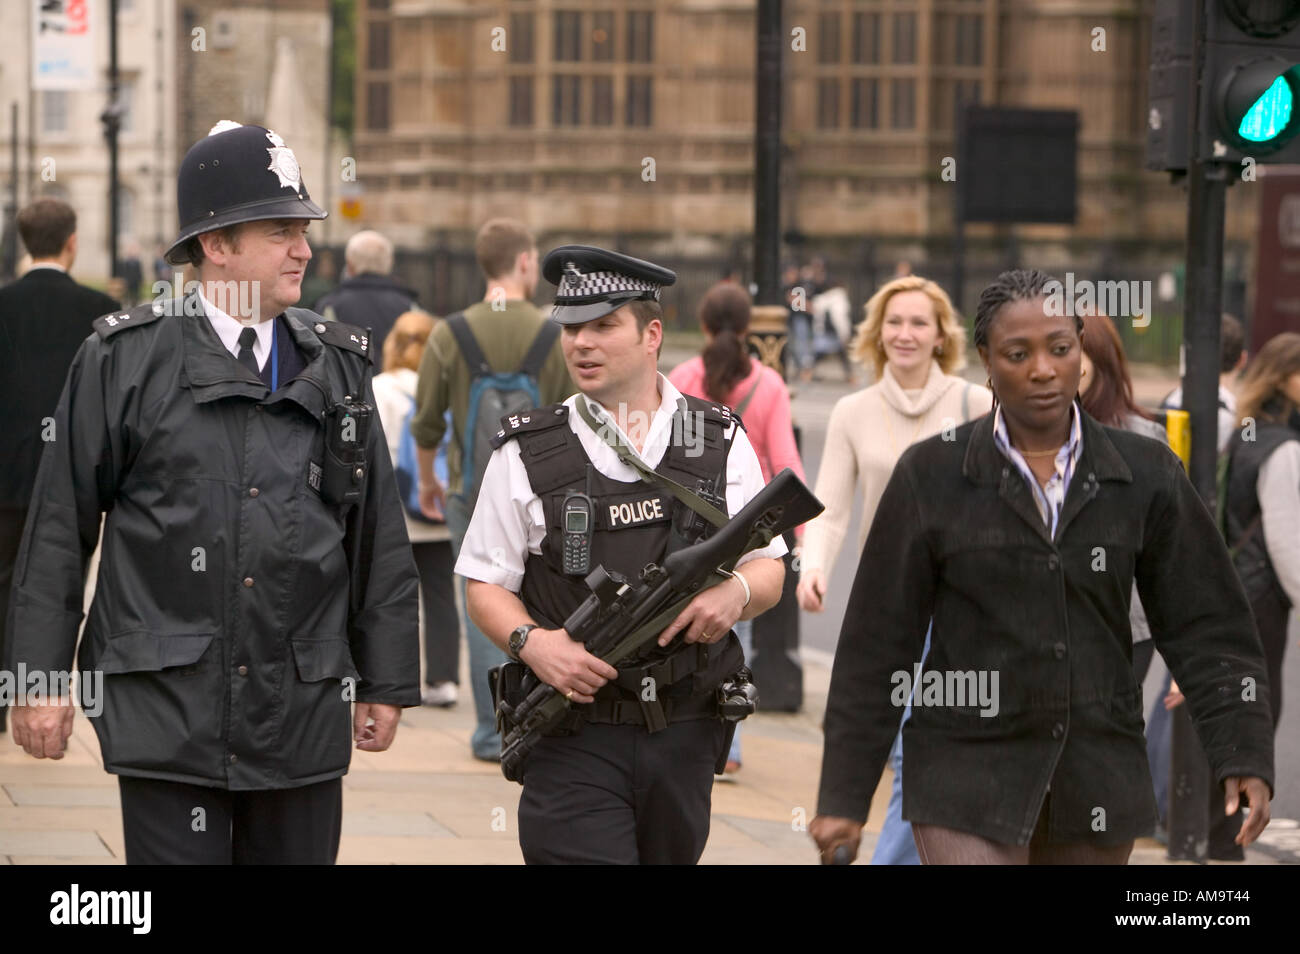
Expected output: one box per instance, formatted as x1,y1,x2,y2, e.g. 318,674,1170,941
508,623,540,662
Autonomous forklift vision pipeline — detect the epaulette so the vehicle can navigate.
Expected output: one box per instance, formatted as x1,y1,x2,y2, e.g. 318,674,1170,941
491,404,569,449
298,311,372,360
682,393,747,432
93,302,166,339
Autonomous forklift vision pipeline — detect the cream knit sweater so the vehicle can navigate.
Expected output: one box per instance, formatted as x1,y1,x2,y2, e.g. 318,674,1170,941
800,363,994,575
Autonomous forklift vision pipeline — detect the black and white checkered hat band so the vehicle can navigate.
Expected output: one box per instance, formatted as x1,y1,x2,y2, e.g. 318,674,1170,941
558,267,660,304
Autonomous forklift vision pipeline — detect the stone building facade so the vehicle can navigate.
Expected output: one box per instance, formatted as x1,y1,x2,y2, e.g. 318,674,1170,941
350,0,1259,313
0,0,179,284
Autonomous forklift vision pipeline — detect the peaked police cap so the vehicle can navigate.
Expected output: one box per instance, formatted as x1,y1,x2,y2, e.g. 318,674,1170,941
166,121,326,265
542,245,676,325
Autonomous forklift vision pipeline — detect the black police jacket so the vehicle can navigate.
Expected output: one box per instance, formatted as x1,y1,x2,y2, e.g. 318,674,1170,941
6,298,420,789
817,409,1274,845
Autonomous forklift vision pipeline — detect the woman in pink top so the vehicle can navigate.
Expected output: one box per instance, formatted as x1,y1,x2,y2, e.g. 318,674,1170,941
669,281,807,776
668,283,806,485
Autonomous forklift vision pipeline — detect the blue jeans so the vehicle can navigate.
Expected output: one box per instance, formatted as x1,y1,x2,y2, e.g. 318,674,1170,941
446,493,506,760
727,619,753,765
870,624,932,865
1146,670,1173,825
788,312,813,372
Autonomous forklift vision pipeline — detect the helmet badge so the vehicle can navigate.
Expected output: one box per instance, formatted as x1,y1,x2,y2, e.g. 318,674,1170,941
264,128,302,193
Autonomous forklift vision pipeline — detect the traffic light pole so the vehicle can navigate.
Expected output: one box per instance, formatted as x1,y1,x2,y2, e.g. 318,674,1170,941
1167,0,1225,863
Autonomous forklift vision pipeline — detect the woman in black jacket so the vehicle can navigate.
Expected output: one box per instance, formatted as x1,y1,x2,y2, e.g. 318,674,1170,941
1223,332,1300,730
811,269,1274,864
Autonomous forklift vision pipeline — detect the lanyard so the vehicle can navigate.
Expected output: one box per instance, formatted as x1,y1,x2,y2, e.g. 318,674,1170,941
574,398,728,529
269,317,279,391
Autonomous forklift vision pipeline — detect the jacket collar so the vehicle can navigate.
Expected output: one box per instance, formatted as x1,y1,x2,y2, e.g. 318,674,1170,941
337,272,416,298
20,266,73,283
179,291,330,418
963,405,1133,545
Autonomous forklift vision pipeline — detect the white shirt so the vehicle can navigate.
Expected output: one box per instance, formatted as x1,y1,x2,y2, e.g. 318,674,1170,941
26,261,66,272
992,402,1084,539
200,288,273,371
456,373,788,593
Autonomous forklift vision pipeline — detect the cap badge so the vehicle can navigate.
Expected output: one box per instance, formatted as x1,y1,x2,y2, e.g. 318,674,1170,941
563,261,583,287
265,129,302,192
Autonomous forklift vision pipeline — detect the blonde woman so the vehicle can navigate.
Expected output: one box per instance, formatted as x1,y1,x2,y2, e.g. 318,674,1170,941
796,275,992,864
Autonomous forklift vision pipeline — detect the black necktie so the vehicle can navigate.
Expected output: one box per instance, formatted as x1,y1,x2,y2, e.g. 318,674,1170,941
236,327,259,376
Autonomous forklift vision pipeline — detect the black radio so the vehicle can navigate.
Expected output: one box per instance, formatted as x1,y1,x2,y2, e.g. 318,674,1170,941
561,489,594,575
320,397,372,506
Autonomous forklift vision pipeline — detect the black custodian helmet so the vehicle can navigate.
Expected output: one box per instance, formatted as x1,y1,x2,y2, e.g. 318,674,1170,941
165,120,327,266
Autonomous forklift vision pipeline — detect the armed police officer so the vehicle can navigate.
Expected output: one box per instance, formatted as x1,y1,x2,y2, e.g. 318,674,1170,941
457,246,787,864
4,122,420,864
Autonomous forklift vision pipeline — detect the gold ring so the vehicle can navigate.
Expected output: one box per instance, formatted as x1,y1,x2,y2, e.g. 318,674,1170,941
701,632,711,642
565,689,574,700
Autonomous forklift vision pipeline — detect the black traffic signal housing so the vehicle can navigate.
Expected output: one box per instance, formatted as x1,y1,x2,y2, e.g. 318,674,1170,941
1147,0,1196,172
1200,1,1300,165
1147,1,1300,172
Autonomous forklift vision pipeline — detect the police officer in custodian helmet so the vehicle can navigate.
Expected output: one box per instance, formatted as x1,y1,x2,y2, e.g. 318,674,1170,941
456,245,788,863
5,121,420,864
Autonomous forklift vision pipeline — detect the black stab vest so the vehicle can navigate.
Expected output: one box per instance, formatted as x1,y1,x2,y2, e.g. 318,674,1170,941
1225,407,1300,606
502,396,745,694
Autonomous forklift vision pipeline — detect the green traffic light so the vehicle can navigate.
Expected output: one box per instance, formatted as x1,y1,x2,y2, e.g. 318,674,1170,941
1239,74,1294,142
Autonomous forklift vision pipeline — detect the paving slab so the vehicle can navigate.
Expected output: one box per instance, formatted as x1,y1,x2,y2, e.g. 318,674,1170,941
0,830,111,858
4,786,120,807
7,856,118,865
341,811,455,838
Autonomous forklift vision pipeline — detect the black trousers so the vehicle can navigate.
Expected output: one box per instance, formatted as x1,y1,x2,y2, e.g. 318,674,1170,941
0,507,26,733
411,539,458,685
118,776,343,865
517,719,727,864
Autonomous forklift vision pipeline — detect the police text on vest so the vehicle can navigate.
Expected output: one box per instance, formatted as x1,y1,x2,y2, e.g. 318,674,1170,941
609,498,664,527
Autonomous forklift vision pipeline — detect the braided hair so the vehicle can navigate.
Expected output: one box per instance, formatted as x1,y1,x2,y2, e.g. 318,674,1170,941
973,268,1081,407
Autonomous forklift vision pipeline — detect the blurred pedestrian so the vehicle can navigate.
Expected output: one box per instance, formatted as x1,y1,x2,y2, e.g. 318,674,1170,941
1075,309,1170,686
797,274,990,863
300,247,339,312
667,280,807,775
0,199,120,735
314,229,416,349
783,262,814,382
410,218,571,761
810,279,858,385
1146,312,1248,847
1224,331,1300,730
1161,313,1247,453
812,269,1274,865
373,310,460,708
152,243,171,285
117,240,144,306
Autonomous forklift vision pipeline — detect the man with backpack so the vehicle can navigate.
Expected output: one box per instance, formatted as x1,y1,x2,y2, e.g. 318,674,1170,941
410,219,572,761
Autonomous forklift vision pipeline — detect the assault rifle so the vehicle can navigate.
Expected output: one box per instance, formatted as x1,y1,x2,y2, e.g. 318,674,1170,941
493,467,823,782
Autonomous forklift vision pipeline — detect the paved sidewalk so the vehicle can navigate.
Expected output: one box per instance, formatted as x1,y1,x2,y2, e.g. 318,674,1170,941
0,651,858,865
0,650,1270,864
1,355,1276,866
